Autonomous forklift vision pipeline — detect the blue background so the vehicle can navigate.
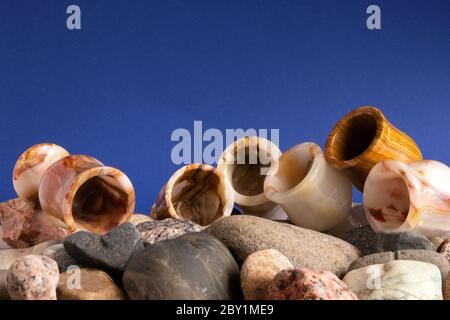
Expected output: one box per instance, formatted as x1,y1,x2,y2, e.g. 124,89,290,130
0,0,449,213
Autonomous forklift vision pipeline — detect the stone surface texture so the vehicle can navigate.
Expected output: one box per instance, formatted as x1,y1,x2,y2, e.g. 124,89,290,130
0,198,68,248
265,268,358,300
373,232,435,253
7,255,59,300
136,218,203,246
205,215,359,277
123,232,241,300
57,268,127,300
64,222,142,274
340,225,376,256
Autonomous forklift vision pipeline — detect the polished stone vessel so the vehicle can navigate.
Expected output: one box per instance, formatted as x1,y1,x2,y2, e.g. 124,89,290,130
122,232,241,300
13,143,70,204
39,155,135,234
325,106,422,191
150,164,234,226
264,142,352,231
364,159,450,238
217,136,286,219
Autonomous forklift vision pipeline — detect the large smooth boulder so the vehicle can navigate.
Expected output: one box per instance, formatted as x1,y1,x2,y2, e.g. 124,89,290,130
206,215,359,277
123,232,241,300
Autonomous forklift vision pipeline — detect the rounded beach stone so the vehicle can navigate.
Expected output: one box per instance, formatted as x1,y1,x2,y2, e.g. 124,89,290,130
373,232,435,253
136,218,203,246
123,232,241,300
241,249,294,300
348,250,450,281
264,268,358,300
7,255,59,300
344,260,443,300
57,268,127,300
205,215,359,277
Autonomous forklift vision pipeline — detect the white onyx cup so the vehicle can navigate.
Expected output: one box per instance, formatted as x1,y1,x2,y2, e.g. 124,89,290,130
364,159,450,238
217,136,287,219
264,142,353,231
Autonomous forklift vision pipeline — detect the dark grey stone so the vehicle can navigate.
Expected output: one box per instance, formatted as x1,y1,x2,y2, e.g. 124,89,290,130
341,225,376,256
64,223,142,275
123,232,241,300
374,232,435,253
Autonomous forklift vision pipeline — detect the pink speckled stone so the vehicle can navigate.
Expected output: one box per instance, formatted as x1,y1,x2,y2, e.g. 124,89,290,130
438,238,450,265
7,255,59,300
265,268,358,300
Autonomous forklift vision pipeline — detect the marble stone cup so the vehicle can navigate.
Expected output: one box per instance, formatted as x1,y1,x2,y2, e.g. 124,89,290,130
364,159,450,238
13,143,70,205
150,164,234,226
263,142,352,232
217,136,287,220
39,155,135,235
325,106,422,192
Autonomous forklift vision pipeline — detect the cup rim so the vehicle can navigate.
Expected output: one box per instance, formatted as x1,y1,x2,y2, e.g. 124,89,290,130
60,157,135,234
217,136,281,207
325,106,386,169
164,163,234,222
264,142,324,203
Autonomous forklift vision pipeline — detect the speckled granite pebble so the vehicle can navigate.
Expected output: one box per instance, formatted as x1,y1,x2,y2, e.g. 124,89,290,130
136,218,203,246
7,255,59,300
265,268,358,300
241,249,294,300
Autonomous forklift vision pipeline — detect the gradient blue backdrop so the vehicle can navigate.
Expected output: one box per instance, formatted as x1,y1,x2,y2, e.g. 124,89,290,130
1,0,449,213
